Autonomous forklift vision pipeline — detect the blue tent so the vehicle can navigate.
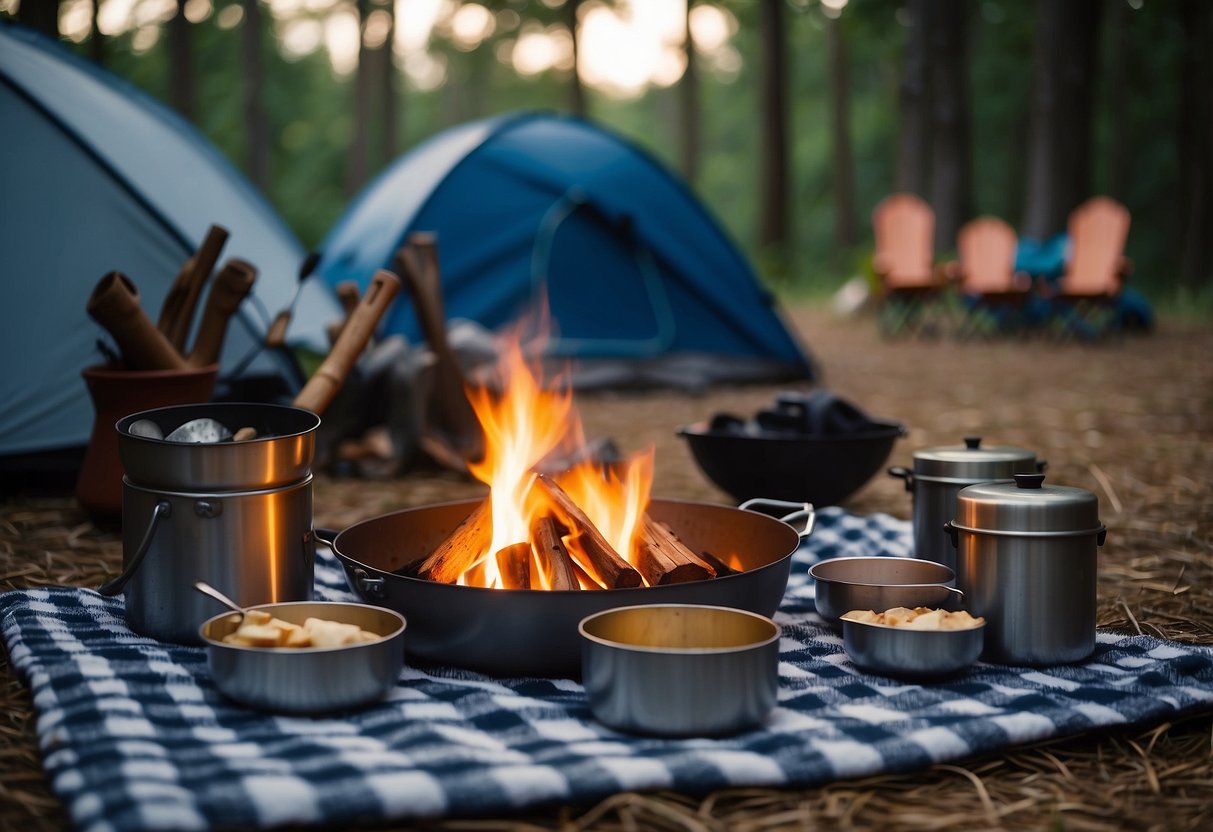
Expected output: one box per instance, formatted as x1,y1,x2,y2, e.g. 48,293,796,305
0,23,340,472
316,112,815,389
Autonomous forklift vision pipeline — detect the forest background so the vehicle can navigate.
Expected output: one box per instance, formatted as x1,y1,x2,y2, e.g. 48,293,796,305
6,0,1212,312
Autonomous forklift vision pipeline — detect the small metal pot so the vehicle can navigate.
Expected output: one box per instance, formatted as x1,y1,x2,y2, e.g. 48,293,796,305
946,473,1106,666
889,436,1040,570
201,601,407,714
100,403,320,643
579,604,780,737
809,557,963,624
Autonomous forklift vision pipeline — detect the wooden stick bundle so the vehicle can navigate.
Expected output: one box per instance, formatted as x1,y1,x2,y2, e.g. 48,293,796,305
187,259,257,367
636,517,717,586
159,224,230,350
495,542,533,589
413,499,492,583
87,272,187,370
529,515,579,590
533,475,642,589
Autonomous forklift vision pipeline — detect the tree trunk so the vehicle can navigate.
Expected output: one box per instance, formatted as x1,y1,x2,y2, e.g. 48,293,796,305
345,0,373,196
567,0,586,116
17,0,59,37
89,0,104,64
680,0,700,186
1179,0,1213,289
927,0,971,251
1103,0,1130,200
241,0,269,190
826,13,856,249
896,0,931,196
1021,0,1102,240
377,0,399,164
758,0,789,258
168,0,196,122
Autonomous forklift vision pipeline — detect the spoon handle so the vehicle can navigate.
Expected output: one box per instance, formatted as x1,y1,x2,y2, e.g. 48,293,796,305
193,581,246,615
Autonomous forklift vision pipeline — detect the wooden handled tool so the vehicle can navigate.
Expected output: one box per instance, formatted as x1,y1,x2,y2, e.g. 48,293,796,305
159,224,230,350
87,272,188,370
293,269,401,415
187,259,257,367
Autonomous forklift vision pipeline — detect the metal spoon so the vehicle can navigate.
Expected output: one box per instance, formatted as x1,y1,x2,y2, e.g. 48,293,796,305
193,581,248,621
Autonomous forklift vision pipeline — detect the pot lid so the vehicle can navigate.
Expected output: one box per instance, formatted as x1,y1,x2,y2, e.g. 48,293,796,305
913,436,1037,480
955,473,1103,535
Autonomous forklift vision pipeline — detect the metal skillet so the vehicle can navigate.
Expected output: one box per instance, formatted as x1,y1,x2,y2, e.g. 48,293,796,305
326,498,813,678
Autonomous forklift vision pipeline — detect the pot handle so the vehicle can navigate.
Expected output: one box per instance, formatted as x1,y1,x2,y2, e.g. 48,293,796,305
888,466,914,491
314,528,339,550
738,498,816,539
941,585,965,610
97,500,171,596
352,567,386,600
944,520,959,549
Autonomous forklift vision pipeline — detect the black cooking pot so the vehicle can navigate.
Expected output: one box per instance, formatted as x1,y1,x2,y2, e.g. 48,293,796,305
328,498,812,678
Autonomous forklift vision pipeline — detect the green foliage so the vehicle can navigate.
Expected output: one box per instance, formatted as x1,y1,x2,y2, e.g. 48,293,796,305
8,0,1198,301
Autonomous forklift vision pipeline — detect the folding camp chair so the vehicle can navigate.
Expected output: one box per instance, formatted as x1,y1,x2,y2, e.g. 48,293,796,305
1048,197,1132,339
947,217,1033,338
871,193,950,337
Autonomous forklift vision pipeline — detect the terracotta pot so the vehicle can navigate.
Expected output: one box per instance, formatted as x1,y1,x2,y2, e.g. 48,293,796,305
75,363,218,522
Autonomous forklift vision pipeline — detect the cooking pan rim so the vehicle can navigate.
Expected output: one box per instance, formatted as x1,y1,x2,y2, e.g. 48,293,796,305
678,420,906,443
330,496,800,595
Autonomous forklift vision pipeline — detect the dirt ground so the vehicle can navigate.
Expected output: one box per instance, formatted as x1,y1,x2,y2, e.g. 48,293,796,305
2,303,1211,829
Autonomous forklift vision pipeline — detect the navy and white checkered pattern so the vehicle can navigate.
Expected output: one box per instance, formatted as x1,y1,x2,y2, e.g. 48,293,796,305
3,508,1211,832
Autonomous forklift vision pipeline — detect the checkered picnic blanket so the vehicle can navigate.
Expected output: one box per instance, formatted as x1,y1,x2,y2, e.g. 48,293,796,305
3,508,1212,832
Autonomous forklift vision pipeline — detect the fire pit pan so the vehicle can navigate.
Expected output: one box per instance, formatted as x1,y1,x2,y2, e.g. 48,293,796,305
329,498,810,678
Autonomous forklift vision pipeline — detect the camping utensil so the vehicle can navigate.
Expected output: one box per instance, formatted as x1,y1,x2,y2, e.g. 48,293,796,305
842,616,984,679
329,498,812,677
809,556,962,624
946,473,1105,665
200,600,406,714
193,580,250,619
579,604,780,737
888,436,1041,569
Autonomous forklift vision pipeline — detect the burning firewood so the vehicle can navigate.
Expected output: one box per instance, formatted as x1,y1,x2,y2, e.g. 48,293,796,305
495,542,532,589
529,516,579,590
699,550,741,577
533,475,643,589
636,517,717,586
412,499,492,583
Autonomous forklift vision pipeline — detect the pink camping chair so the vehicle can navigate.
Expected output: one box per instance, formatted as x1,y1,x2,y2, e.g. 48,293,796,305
1051,196,1133,337
948,216,1033,338
871,194,950,337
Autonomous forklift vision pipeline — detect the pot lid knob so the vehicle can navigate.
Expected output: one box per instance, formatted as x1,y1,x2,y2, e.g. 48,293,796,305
1015,473,1046,489
964,436,982,450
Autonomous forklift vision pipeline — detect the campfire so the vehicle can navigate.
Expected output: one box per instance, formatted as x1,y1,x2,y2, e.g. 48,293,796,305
407,329,737,590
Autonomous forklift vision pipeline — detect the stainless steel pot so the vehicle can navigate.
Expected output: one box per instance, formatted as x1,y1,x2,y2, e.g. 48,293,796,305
889,436,1040,570
946,473,1106,665
100,403,320,643
329,498,813,678
116,403,320,491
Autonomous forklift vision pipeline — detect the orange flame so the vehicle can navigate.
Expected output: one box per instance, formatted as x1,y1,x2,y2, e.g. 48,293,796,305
461,324,653,588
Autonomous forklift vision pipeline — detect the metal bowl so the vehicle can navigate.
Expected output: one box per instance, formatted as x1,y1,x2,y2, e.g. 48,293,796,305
200,601,406,714
809,556,963,624
118,403,320,492
842,617,985,679
579,604,780,737
677,420,905,506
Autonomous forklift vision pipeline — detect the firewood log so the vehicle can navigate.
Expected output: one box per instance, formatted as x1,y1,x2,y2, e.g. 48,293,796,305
495,542,532,589
637,516,716,585
414,499,492,583
533,475,642,589
529,515,579,591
